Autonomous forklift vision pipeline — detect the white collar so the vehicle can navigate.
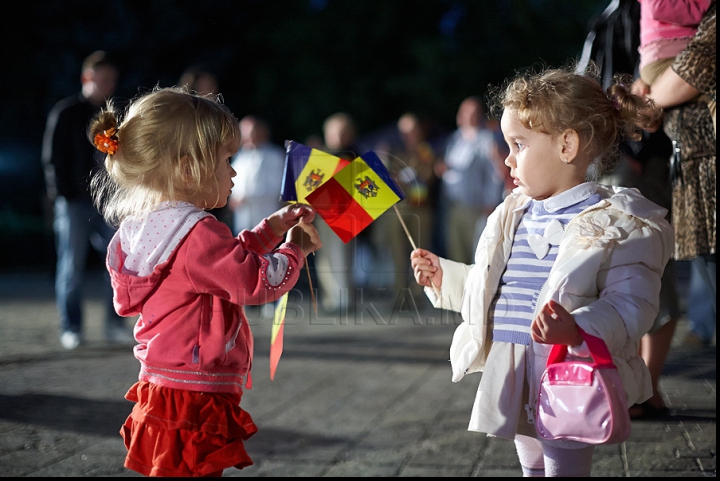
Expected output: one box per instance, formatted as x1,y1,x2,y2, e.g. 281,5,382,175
541,182,598,212
513,182,598,213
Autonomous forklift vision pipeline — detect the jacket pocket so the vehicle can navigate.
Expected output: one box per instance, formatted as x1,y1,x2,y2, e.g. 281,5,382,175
196,295,230,368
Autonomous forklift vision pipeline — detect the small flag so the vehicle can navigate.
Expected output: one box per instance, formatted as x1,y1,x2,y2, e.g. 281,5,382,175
270,140,346,379
269,293,289,380
305,151,405,243
280,140,351,204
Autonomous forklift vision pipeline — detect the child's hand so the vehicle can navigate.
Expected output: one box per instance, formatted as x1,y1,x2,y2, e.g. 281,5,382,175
631,78,650,97
531,300,583,346
268,204,315,237
410,248,443,289
287,219,322,257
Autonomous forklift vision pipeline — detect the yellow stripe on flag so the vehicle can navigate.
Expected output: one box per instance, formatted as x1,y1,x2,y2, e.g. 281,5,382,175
294,149,348,204
271,293,288,344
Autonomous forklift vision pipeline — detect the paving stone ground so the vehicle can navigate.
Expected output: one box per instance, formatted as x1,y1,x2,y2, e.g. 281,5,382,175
0,269,715,477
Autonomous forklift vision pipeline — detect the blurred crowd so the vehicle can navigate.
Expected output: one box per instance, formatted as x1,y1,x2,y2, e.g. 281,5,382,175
166,64,513,314
35,0,715,367
223,93,511,313
38,53,512,348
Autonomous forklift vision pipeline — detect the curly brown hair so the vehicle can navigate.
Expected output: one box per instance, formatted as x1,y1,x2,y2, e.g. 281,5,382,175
488,61,663,177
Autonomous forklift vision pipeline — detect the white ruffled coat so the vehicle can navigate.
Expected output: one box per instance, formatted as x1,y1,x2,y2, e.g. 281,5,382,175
425,183,674,433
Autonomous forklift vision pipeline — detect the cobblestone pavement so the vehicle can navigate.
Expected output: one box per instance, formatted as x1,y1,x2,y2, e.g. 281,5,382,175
0,270,715,477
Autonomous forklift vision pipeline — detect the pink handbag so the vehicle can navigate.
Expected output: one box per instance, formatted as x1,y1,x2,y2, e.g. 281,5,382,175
535,327,632,444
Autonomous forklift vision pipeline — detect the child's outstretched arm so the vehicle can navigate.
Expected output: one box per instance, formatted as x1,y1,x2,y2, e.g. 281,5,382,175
410,248,443,289
266,204,316,237
531,300,583,346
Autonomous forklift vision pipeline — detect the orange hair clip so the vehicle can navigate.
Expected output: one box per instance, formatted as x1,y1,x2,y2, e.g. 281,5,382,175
94,127,119,155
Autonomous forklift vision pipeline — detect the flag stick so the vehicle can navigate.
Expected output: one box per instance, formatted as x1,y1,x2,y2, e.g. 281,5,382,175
393,204,442,300
305,256,318,314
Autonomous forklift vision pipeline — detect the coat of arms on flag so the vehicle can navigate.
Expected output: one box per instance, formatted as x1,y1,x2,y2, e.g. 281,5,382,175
355,176,379,198
280,140,351,204
305,151,405,243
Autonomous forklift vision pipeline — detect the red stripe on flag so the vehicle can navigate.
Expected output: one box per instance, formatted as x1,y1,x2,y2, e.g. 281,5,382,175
333,158,351,175
306,178,374,243
269,322,284,381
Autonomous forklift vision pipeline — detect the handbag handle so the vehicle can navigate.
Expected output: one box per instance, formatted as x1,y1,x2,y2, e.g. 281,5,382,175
547,327,616,369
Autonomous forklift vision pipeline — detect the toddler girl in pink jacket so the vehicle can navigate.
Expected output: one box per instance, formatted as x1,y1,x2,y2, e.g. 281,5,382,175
88,86,322,477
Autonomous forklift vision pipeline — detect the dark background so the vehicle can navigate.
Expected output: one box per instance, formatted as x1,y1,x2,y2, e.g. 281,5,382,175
0,0,609,271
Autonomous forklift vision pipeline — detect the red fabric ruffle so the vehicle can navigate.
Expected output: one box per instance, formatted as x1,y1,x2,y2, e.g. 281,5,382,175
120,381,258,477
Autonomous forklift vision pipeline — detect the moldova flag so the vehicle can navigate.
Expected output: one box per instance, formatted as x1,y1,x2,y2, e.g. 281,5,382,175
280,140,352,204
305,151,405,243
272,140,349,379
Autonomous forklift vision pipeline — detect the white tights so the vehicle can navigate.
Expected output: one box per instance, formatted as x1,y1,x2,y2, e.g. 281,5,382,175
514,434,594,477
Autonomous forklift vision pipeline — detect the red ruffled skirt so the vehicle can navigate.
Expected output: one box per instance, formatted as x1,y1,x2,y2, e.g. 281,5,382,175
120,381,258,477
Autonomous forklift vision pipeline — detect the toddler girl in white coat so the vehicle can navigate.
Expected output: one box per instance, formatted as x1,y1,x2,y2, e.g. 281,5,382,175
411,63,673,477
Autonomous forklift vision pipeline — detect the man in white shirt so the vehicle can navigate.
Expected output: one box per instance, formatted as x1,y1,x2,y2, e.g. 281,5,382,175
439,97,506,264
229,115,285,236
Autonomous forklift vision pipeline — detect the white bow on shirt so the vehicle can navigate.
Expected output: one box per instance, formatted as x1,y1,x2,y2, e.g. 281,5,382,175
526,219,564,259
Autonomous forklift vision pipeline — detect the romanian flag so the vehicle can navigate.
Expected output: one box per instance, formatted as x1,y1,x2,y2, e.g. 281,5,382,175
305,151,405,243
280,140,352,203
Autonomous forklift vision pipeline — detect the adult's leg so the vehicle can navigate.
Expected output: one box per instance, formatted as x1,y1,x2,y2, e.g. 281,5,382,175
53,197,90,337
447,203,482,265
88,208,129,337
637,318,677,409
706,254,716,296
684,254,716,344
632,259,680,417
314,218,351,314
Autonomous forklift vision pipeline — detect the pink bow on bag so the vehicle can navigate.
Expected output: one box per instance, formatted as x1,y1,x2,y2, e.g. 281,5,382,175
535,327,632,445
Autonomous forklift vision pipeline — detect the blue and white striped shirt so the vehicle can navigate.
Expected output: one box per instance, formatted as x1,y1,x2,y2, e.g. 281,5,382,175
490,183,602,345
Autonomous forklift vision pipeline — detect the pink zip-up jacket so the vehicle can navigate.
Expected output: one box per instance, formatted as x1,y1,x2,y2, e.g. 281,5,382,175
638,0,711,71
107,201,304,394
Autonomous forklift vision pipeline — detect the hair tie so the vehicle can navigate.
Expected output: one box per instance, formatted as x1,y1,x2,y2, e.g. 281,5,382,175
612,98,621,112
94,127,119,155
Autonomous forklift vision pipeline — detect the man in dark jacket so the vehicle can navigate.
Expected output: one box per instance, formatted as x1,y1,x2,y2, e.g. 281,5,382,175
42,50,132,349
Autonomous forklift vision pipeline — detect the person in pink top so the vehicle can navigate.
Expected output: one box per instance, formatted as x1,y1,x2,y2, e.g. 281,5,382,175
87,86,322,477
634,0,712,122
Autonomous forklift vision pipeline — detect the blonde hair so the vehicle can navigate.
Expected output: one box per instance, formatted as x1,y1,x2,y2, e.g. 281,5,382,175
488,62,664,177
88,86,240,225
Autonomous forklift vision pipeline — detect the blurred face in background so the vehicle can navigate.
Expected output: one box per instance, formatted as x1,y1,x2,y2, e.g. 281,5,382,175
193,73,218,96
457,98,482,130
324,117,355,151
398,114,424,150
82,64,118,105
239,116,269,149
